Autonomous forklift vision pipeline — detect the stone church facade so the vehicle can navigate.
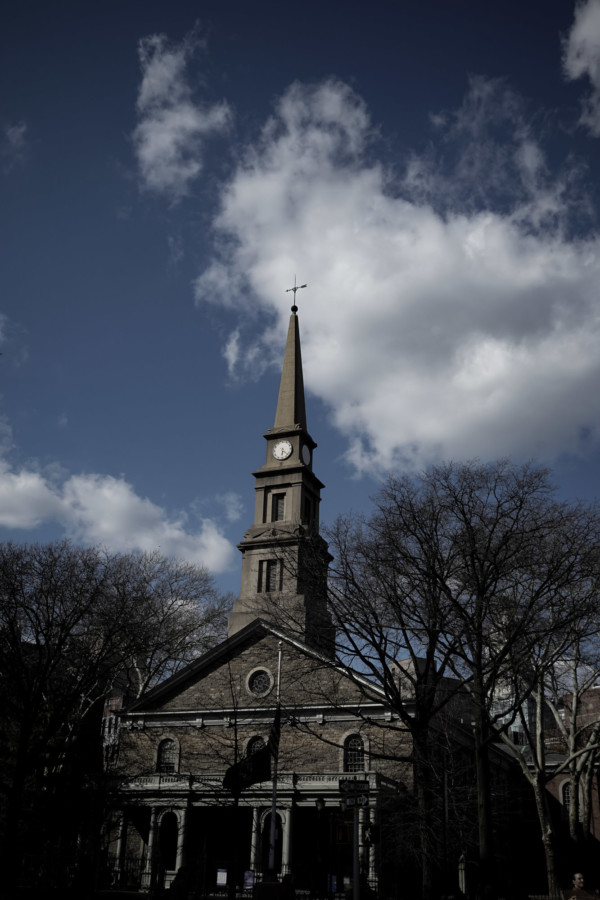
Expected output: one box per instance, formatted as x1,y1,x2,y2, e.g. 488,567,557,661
106,305,412,895
112,622,411,894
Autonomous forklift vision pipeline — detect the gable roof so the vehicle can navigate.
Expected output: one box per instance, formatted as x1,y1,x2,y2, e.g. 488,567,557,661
124,618,386,714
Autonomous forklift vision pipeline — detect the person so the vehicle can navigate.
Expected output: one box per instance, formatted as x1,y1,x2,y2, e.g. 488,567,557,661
563,872,598,899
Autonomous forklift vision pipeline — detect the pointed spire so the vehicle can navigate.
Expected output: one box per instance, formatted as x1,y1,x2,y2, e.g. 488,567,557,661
273,308,307,431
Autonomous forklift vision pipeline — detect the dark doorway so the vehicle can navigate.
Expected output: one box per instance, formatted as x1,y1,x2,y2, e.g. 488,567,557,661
292,807,352,893
186,805,253,894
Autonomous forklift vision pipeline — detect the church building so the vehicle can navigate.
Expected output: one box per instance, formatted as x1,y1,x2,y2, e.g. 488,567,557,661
106,303,412,896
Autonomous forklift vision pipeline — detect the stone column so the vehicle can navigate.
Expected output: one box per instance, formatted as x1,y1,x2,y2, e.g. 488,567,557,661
141,807,158,890
250,807,260,874
114,810,125,886
367,805,377,889
175,808,187,871
358,806,366,873
281,808,292,875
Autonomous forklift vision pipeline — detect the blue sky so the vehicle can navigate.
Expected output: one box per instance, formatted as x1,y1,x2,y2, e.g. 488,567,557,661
3,0,600,595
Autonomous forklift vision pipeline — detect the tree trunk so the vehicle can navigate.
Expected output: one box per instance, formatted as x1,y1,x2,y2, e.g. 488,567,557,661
532,776,561,899
473,705,495,897
3,718,34,893
413,731,437,900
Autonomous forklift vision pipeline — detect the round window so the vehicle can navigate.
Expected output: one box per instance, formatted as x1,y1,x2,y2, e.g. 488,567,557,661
247,668,273,696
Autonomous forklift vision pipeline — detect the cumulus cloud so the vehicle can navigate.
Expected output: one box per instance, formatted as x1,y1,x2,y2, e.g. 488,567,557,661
133,30,231,200
0,460,63,528
195,77,600,474
563,0,600,135
0,461,235,573
403,75,574,229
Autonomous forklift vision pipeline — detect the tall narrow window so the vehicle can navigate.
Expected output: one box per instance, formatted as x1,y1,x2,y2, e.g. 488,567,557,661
266,559,279,592
344,734,365,773
157,739,177,774
258,559,281,593
272,493,285,522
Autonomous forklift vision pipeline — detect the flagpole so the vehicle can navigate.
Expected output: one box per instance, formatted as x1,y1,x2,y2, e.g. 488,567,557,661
268,643,283,874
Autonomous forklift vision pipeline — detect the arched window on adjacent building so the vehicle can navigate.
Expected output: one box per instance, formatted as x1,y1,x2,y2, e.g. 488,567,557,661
157,738,178,774
344,734,365,773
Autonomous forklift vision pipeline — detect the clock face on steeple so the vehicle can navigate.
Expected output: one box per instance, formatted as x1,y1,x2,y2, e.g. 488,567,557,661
272,439,293,460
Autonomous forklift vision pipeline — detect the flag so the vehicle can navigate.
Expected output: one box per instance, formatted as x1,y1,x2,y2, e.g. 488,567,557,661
223,746,271,796
223,704,281,797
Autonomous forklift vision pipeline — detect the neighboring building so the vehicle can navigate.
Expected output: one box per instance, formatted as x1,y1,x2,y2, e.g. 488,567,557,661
105,305,412,896
544,684,600,845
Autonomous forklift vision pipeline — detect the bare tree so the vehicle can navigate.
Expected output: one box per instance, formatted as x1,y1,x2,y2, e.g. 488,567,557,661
548,647,600,845
320,486,470,900
421,461,600,898
0,540,228,891
108,549,229,699
271,460,600,899
520,620,600,846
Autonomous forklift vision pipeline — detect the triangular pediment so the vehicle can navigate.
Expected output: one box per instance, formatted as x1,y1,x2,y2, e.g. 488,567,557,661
123,620,385,720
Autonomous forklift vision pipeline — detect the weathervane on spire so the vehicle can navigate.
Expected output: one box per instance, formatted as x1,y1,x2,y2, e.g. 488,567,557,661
285,276,307,313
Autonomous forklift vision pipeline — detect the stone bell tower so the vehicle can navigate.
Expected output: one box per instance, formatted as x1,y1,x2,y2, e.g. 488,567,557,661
227,301,334,656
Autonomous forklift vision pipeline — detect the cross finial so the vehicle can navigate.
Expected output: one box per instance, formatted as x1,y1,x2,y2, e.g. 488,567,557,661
285,275,307,313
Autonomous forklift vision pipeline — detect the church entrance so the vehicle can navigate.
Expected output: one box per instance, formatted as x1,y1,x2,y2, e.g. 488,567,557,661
292,807,353,893
186,806,253,895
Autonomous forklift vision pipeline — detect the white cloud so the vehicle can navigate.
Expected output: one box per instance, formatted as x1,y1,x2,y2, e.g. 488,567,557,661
563,0,600,135
0,460,64,528
61,474,233,570
0,462,235,573
195,77,600,474
2,121,28,173
133,30,231,201
216,491,244,523
5,121,27,150
223,328,240,375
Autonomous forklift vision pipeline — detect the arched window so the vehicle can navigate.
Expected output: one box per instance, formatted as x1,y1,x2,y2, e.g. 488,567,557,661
157,739,178,774
562,781,571,807
344,734,365,773
247,735,266,756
